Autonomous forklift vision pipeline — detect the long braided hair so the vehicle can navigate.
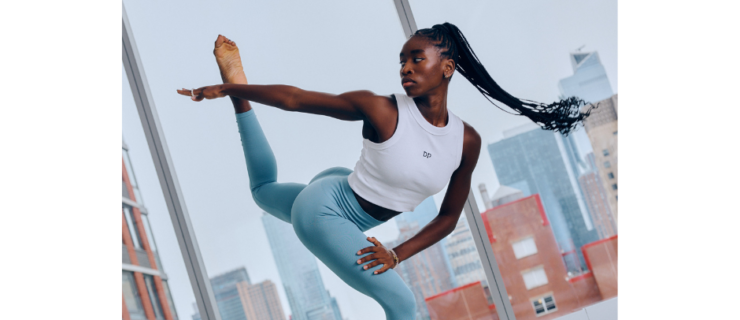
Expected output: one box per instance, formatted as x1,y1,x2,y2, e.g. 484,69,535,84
413,22,597,136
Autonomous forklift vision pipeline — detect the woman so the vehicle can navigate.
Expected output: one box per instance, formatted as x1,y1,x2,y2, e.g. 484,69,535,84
178,23,592,320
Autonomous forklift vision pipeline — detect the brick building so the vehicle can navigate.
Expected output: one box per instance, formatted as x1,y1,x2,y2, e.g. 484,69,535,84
425,281,498,320
123,141,179,320
583,236,618,300
480,194,603,319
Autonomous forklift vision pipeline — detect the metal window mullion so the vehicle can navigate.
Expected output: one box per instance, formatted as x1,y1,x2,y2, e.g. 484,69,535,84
392,1,516,318
122,4,221,320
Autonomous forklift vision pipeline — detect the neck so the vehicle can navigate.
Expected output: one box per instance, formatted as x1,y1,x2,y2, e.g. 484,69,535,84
413,86,449,127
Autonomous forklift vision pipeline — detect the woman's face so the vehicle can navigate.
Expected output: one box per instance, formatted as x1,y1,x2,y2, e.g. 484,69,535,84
399,35,454,98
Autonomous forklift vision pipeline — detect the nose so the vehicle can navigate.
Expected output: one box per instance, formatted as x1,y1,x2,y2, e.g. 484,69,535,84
400,62,412,76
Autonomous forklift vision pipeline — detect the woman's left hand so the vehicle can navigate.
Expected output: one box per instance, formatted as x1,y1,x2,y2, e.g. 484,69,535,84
356,237,396,275
177,85,226,101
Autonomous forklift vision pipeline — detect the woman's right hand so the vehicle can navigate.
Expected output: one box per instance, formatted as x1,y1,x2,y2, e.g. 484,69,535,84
177,85,226,102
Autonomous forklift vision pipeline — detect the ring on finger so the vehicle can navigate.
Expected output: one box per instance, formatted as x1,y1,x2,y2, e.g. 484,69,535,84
191,88,195,99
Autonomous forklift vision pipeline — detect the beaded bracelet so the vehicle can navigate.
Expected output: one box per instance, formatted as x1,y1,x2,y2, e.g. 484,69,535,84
390,249,400,268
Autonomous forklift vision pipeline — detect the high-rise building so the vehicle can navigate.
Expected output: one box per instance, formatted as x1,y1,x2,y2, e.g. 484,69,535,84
239,280,287,320
387,221,456,320
123,141,179,320
386,196,457,320
578,153,617,239
558,51,614,105
394,196,456,286
557,50,617,226
481,194,602,320
444,214,487,294
487,125,599,271
210,268,251,320
261,213,342,320
581,95,619,223
192,267,286,320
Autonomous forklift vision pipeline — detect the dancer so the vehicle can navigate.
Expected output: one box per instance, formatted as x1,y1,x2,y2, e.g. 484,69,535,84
178,23,592,320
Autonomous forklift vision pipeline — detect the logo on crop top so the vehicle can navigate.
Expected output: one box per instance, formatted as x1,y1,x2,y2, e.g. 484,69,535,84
423,151,432,159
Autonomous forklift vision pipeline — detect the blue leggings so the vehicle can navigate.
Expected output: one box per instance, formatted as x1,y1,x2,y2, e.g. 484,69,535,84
236,110,416,320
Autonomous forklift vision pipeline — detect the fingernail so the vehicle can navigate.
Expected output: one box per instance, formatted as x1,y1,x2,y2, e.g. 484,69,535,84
357,251,361,255
364,266,367,270
374,271,378,274
357,260,361,264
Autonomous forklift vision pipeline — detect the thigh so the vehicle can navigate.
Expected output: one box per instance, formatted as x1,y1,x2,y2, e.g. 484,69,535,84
253,182,306,224
290,180,412,303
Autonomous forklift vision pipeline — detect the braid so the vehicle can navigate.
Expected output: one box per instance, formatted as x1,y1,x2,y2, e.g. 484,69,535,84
413,22,597,136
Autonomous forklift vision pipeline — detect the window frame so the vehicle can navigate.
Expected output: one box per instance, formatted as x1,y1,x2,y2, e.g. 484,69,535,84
124,1,516,319
530,293,558,317
511,236,538,260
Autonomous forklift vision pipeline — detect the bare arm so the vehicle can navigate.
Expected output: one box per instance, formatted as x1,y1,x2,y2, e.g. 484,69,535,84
179,84,381,121
356,123,482,274
391,123,482,264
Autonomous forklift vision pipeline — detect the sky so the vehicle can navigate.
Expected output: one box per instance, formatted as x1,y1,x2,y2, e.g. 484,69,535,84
122,0,617,319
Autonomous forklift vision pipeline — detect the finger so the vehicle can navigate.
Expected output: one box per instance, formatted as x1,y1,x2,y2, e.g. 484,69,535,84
177,89,192,96
357,246,377,255
357,253,378,265
363,260,382,270
370,238,382,246
374,265,391,275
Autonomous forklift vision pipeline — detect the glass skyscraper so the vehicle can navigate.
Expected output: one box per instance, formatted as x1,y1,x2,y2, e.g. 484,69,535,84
487,124,599,272
261,213,342,320
209,268,251,320
558,51,614,104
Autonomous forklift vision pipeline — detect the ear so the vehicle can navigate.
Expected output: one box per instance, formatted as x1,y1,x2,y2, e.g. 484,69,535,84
443,58,455,78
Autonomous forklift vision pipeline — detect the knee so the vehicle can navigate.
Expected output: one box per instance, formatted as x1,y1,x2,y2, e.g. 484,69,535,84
378,284,416,319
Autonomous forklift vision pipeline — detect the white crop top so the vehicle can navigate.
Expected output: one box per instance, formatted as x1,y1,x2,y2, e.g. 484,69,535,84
347,93,465,212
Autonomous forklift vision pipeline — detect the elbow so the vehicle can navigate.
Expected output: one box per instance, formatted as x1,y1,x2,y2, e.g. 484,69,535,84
282,86,302,112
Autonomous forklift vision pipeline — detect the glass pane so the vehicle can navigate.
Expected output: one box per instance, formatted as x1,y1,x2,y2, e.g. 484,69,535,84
123,271,146,320
123,60,197,320
123,205,142,249
409,0,617,319
123,0,484,319
145,275,166,320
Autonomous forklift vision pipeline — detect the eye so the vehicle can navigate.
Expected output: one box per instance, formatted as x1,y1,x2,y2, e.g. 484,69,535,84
399,58,424,65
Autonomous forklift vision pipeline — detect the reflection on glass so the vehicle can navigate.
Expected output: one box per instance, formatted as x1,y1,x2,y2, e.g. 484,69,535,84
145,275,166,320
123,147,144,203
123,271,147,320
123,205,143,249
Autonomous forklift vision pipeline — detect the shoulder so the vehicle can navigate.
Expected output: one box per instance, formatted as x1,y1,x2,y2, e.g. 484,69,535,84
338,90,396,111
462,121,481,152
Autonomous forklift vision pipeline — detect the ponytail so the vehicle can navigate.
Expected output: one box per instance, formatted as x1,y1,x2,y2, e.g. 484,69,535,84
414,22,597,136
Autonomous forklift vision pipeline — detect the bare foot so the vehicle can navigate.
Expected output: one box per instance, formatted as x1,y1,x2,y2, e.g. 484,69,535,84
214,35,248,85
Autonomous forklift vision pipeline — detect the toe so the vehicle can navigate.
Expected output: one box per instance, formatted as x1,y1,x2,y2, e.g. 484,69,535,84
215,35,225,48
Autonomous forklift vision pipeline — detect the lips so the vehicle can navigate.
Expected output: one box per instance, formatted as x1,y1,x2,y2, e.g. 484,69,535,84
402,77,416,87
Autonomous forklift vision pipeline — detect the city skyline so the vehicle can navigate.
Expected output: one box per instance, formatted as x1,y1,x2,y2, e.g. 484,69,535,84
487,125,600,272
121,1,617,318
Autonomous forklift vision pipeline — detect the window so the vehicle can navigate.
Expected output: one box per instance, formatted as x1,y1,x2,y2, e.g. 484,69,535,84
123,271,146,320
123,148,143,202
604,161,611,168
612,183,618,190
512,236,538,259
162,280,179,320
142,215,157,252
145,275,166,320
521,266,548,290
602,149,609,156
531,294,557,316
608,172,614,179
123,205,143,249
